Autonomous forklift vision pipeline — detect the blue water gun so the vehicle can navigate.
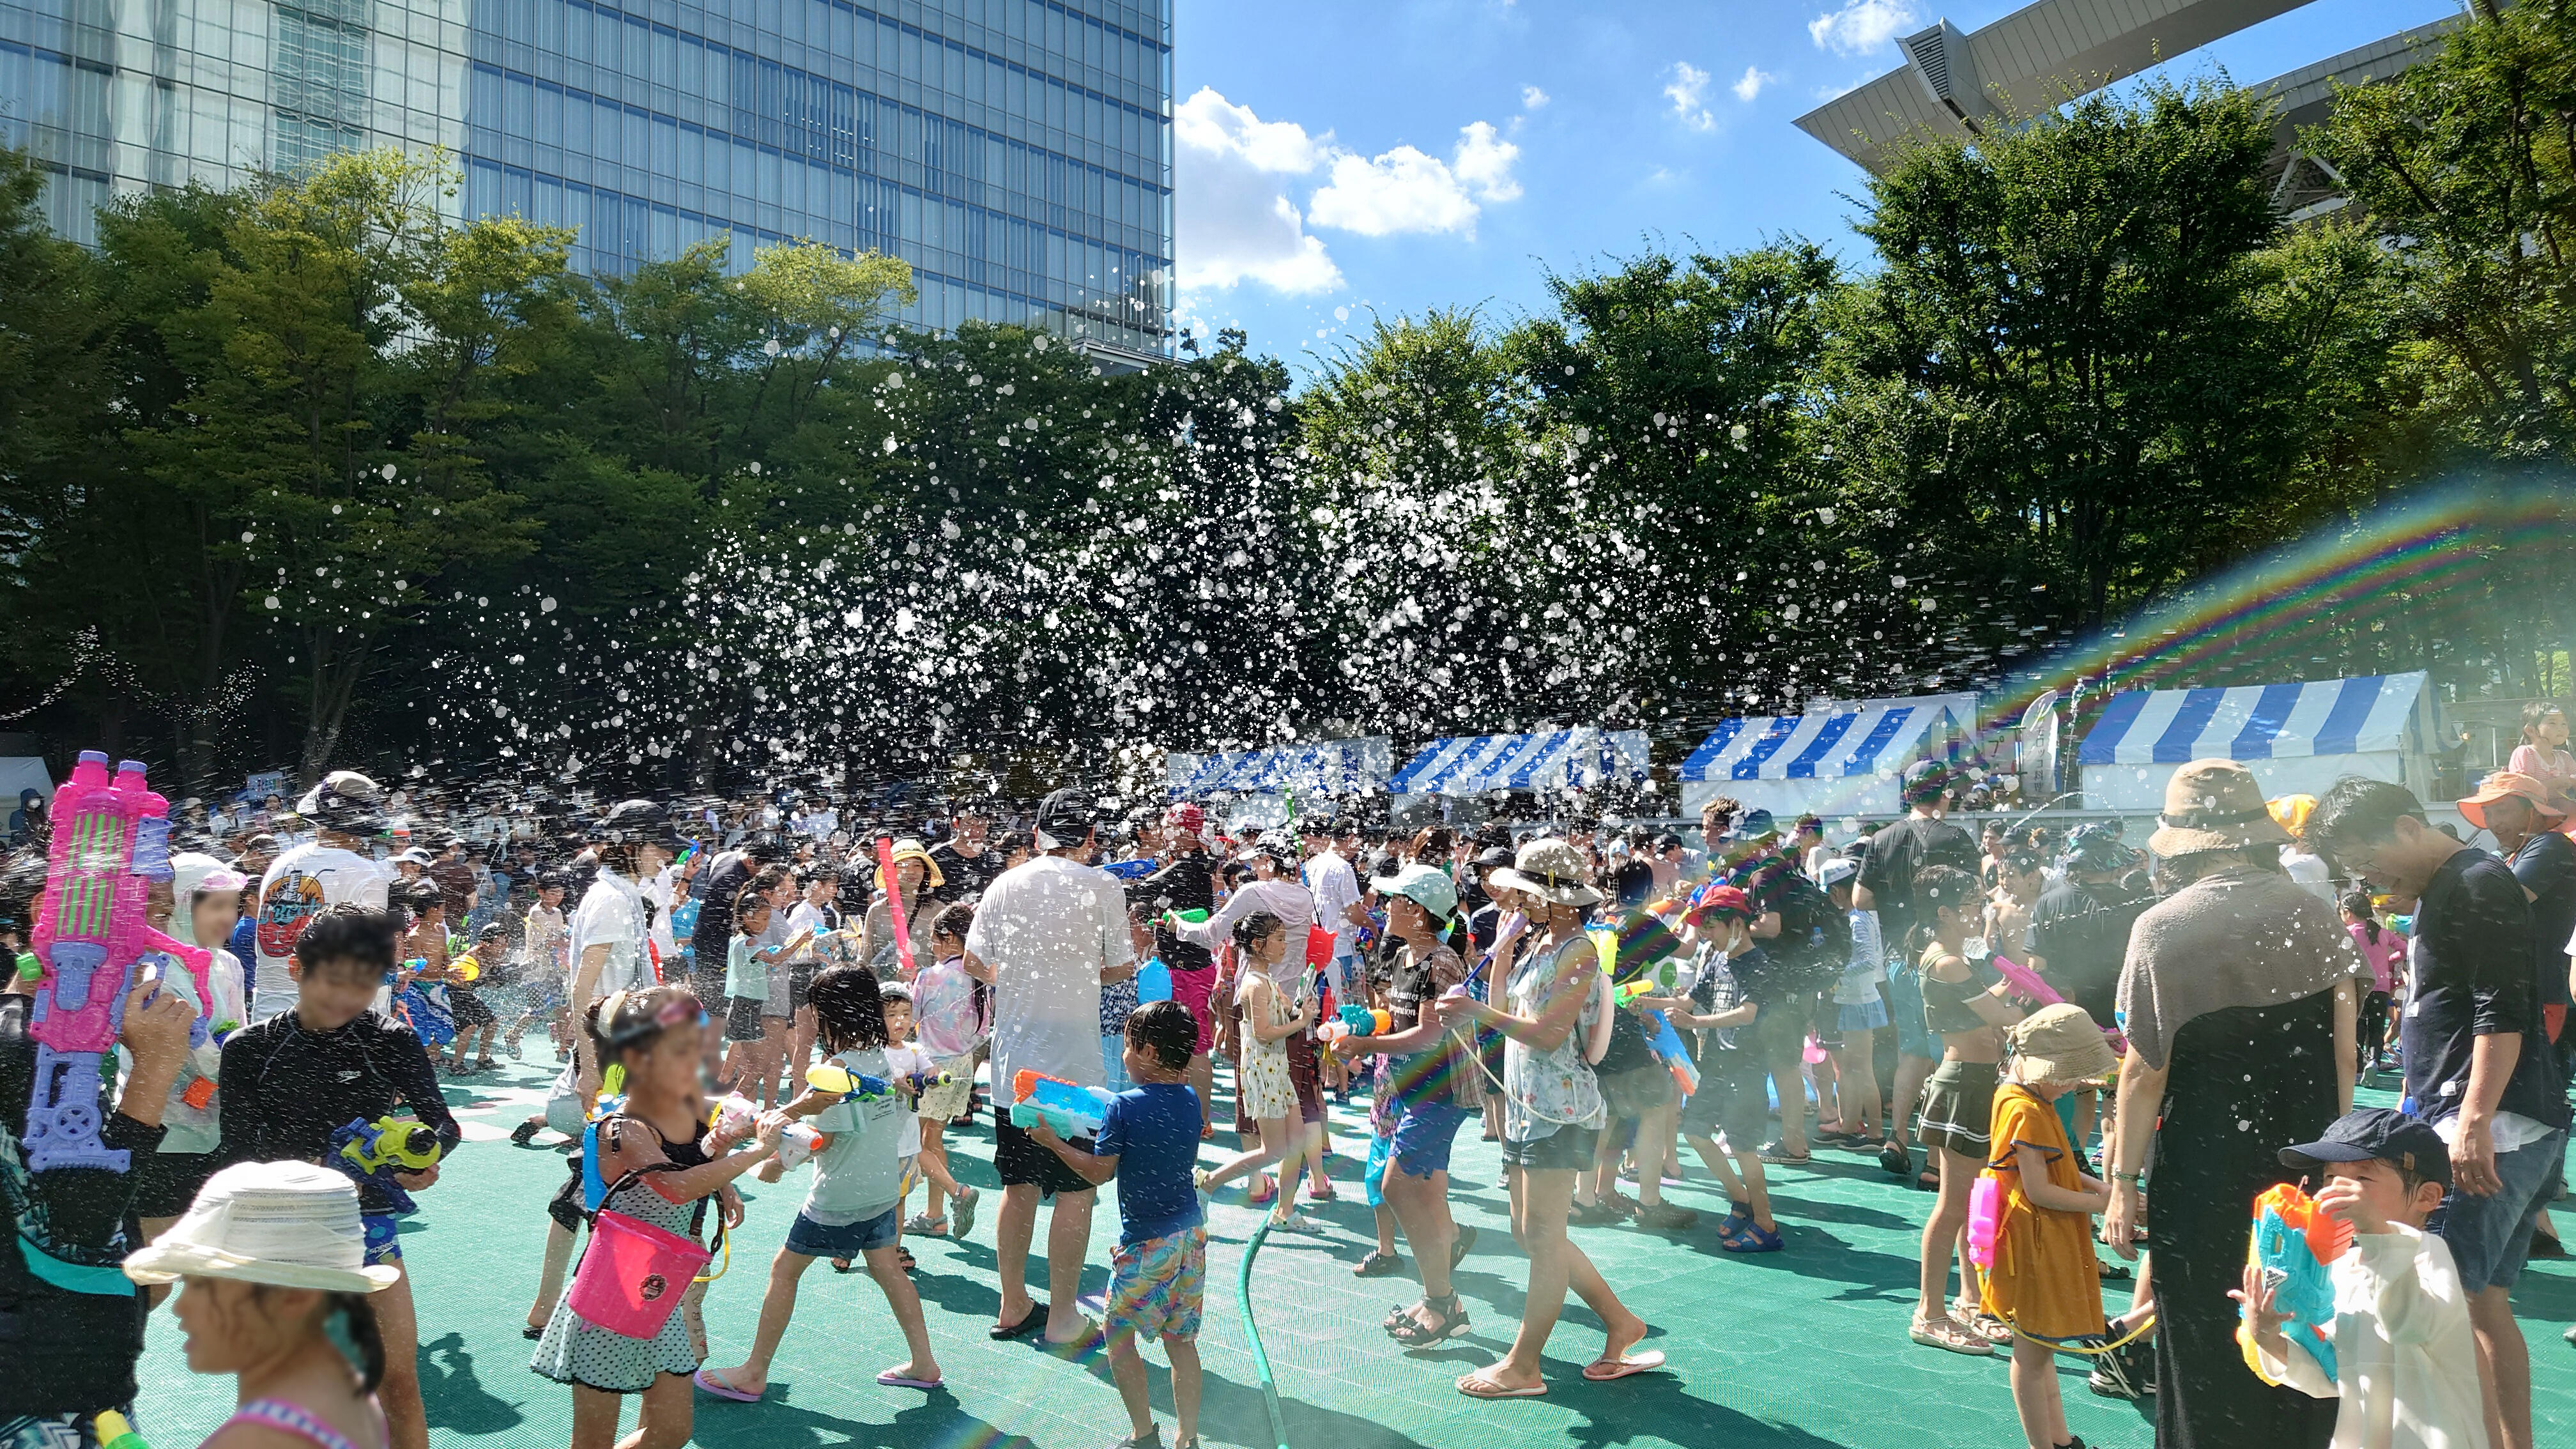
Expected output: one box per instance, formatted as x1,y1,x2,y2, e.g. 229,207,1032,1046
331,1115,445,1216
1643,1009,1699,1097
806,1063,953,1100
1009,1070,1115,1138
1104,858,1158,882
2240,1182,2351,1386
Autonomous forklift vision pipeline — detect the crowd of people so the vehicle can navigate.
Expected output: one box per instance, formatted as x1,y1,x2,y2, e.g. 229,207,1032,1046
1,747,2571,1449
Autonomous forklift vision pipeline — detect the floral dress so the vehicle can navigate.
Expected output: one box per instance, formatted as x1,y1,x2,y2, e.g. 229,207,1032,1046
1235,972,1297,1121
530,1117,711,1392
1500,935,1606,1145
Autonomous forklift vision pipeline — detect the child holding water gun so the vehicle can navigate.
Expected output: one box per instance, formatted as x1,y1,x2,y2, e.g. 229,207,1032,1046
2233,1108,2484,1449
1651,885,1784,1253
696,965,943,1402
1977,1005,2117,1449
870,979,961,1274
1025,1000,1208,1449
1192,912,1323,1231
905,904,985,1241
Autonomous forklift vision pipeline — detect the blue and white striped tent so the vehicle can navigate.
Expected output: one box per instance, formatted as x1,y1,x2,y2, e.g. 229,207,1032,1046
1387,728,1651,797
1164,737,1393,802
1676,698,1970,818
2075,671,2439,810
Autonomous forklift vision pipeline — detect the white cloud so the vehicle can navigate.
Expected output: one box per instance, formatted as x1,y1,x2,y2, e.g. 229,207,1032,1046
1808,0,1918,56
1173,87,1342,295
1665,62,1715,132
1522,84,1550,110
1733,65,1776,102
1452,121,1522,203
1309,146,1479,237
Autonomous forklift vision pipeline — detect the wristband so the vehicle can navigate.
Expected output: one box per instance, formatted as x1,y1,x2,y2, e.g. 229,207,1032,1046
2113,1170,2143,1184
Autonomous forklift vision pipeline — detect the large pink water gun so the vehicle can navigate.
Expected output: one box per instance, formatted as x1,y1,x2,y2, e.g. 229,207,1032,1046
25,752,213,1171
1991,953,2127,1058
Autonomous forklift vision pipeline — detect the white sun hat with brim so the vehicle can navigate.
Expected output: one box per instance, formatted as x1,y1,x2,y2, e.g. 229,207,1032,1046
1486,838,1602,908
123,1161,399,1294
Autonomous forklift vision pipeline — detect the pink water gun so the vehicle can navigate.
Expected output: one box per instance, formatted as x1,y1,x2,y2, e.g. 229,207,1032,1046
26,753,214,1171
1991,954,2128,1058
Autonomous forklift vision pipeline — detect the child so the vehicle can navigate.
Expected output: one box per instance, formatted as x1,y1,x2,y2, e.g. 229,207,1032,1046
695,965,943,1401
1979,1005,2117,1449
504,875,571,1061
132,853,252,1248
2339,892,2402,1077
2234,1107,2483,1449
1653,885,1784,1252
871,980,973,1274
217,904,463,1449
1192,912,1322,1231
532,986,781,1449
443,921,507,1076
1817,858,1889,1153
905,903,986,1240
1025,1000,1207,1449
722,889,810,1107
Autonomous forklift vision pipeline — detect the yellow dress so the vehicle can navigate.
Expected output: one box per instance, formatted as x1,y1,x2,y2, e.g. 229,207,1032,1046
1979,1083,2107,1343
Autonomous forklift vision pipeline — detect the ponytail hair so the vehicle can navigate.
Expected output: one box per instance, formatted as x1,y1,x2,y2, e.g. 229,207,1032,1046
326,1291,387,1390
2340,889,2381,942
1233,910,1284,953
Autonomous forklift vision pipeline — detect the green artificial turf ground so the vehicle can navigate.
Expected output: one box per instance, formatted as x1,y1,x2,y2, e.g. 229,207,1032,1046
126,1046,2576,1448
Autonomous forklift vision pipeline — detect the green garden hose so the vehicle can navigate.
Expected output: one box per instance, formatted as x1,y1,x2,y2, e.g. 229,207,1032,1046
1236,1217,1292,1449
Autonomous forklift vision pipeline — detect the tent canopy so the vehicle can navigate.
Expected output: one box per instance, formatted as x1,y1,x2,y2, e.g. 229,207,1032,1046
1165,737,1392,801
2076,671,2432,766
1388,728,1649,797
1680,700,1966,784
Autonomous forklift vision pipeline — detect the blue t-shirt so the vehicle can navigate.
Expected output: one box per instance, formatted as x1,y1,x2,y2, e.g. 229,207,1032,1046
1094,1082,1205,1248
228,917,261,1005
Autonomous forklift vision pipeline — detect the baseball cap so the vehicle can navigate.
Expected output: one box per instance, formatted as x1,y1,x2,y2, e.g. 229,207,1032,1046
1369,862,1458,923
1818,856,1859,887
1901,759,1954,805
2278,1107,2451,1187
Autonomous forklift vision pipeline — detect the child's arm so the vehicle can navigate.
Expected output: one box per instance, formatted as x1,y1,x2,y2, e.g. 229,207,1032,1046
2011,1141,2107,1216
1662,999,1755,1031
2320,1181,2461,1348
1023,1116,1119,1186
1245,977,1305,1043
2233,1261,2336,1399
622,1113,783,1203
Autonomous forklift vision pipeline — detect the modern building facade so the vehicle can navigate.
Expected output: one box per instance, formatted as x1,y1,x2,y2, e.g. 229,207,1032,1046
0,0,1173,356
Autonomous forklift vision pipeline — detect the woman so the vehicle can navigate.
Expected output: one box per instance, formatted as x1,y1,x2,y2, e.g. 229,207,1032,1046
2099,760,2352,1449
1434,838,1659,1399
532,986,782,1449
124,1160,397,1449
1907,864,2025,1356
859,842,944,977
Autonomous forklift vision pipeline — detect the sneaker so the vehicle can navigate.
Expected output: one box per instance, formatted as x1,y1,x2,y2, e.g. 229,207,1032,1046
510,1119,542,1147
2087,1337,2155,1399
1636,1201,1699,1231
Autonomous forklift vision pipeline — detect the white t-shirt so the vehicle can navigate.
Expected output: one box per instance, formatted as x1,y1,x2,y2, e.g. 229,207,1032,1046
569,868,653,1004
645,864,680,962
1303,851,1361,956
965,853,1134,1095
885,1041,935,1155
250,843,392,1022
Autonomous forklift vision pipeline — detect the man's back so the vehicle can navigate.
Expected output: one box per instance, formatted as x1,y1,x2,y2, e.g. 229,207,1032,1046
969,854,1131,1091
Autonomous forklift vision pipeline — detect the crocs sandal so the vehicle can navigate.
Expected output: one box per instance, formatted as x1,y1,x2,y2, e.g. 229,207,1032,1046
1246,1173,1278,1206
1388,1292,1471,1347
1909,1314,1995,1356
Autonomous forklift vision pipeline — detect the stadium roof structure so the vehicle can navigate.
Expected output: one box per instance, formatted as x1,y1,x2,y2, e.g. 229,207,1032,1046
1794,0,2466,217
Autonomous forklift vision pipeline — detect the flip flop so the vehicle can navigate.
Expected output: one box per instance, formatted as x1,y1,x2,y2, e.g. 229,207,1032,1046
1581,1349,1666,1382
875,1370,944,1390
693,1368,763,1402
1457,1370,1547,1400
988,1306,1047,1340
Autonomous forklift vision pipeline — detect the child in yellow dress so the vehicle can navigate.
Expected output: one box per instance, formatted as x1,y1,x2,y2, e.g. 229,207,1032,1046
1980,1004,2119,1449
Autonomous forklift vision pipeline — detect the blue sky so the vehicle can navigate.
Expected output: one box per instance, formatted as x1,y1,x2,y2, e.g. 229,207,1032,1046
1171,0,2465,371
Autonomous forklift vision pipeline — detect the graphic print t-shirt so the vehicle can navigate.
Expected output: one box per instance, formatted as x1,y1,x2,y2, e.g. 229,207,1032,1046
250,843,392,1022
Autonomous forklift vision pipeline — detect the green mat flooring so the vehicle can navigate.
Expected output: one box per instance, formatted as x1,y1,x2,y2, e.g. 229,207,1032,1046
128,1046,2576,1447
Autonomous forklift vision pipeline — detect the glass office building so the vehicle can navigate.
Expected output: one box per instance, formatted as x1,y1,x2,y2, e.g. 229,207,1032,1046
0,0,1172,356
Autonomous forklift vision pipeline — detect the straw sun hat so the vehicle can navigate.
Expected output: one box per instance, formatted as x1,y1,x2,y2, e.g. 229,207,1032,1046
123,1161,399,1294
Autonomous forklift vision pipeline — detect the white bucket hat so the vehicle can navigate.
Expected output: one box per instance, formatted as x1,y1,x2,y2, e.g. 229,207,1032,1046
123,1161,399,1293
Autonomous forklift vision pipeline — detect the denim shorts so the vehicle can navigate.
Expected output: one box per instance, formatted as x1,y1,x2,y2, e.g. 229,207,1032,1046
2429,1126,2568,1291
1499,1124,1598,1172
1390,1100,1470,1179
1883,963,1934,1060
785,1204,900,1259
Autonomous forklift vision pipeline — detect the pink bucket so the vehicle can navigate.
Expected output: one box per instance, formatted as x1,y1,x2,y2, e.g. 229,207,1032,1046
565,1209,710,1339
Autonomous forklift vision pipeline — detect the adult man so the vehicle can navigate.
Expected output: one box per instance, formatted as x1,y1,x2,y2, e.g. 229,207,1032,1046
1852,761,1978,1179
964,787,1137,1347
250,772,394,1022
427,836,477,923
929,794,1008,906
2027,826,2150,1042
1301,818,1367,1003
567,802,681,1104
2307,777,2571,1449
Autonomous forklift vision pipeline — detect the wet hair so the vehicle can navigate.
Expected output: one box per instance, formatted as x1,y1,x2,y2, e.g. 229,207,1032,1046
2340,890,2382,941
293,904,400,981
2304,778,2426,866
1232,910,1285,953
1908,865,1978,951
1126,999,1196,1071
809,964,889,1054
930,902,974,946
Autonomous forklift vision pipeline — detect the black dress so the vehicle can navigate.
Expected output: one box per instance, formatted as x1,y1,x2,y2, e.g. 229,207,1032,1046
2147,988,2341,1449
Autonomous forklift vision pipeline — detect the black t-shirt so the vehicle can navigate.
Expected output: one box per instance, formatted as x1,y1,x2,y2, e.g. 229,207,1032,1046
929,839,1005,905
2029,877,2152,1020
691,853,753,962
2505,830,2576,1010
1597,1008,1655,1076
1137,853,1217,974
1855,815,1978,955
216,1009,466,1213
2402,848,2570,1130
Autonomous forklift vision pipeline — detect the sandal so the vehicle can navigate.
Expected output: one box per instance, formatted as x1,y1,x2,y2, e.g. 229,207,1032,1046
951,1186,979,1240
1880,1140,1913,1177
1449,1225,1478,1269
1388,1292,1471,1347
898,1247,917,1271
1353,1250,1405,1278
904,1214,949,1236
1908,1314,1995,1356
1717,1220,1784,1254
1247,1174,1277,1207
1954,1305,2012,1345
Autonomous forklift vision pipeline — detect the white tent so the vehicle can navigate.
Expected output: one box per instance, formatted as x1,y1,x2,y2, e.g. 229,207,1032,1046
1677,697,1973,818
1386,728,1650,797
1164,737,1392,833
2076,671,2442,811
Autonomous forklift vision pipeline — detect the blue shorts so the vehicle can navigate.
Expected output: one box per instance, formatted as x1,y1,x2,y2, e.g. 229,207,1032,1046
1837,997,1890,1034
1390,1100,1469,1180
1679,1053,1767,1152
785,1204,900,1259
1883,963,1934,1061
361,1213,402,1267
2429,1126,2566,1291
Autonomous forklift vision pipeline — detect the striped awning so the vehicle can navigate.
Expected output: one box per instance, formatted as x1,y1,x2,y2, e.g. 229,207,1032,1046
2075,672,2430,767
1679,701,1963,782
1164,737,1392,800
1388,728,1652,796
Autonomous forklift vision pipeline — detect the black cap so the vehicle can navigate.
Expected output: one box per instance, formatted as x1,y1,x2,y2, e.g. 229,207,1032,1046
1033,787,1097,850
1901,759,1954,805
595,799,684,850
2278,1108,2452,1187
